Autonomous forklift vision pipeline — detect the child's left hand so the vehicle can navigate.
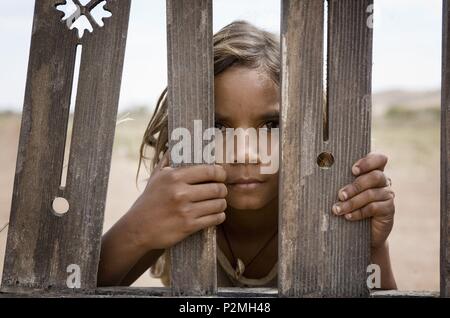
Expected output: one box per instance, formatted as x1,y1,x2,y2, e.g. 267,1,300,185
331,152,395,249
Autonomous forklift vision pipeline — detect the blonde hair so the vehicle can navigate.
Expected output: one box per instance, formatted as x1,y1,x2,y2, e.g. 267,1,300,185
137,20,280,182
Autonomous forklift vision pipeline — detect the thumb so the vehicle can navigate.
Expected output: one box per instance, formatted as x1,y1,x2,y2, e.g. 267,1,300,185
146,150,171,185
156,150,170,170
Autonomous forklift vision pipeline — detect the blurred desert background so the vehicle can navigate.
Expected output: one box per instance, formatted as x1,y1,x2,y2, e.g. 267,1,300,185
0,89,441,290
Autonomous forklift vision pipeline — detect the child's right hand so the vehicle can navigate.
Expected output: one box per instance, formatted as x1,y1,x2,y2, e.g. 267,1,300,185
126,152,228,251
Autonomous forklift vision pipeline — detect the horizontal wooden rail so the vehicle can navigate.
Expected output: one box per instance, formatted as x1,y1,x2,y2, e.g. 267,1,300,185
0,287,439,298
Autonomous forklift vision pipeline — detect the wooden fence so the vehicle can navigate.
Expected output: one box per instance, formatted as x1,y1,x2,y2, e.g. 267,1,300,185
0,0,448,298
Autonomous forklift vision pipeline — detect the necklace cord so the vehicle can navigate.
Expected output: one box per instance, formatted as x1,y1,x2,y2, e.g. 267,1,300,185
220,223,278,273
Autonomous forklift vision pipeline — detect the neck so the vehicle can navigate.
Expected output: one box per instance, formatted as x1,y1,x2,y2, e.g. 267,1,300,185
223,197,278,238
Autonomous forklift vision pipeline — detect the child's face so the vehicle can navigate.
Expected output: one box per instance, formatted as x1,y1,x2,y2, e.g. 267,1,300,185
214,65,279,211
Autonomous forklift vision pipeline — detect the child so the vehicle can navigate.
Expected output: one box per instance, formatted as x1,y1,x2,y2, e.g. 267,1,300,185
97,20,397,289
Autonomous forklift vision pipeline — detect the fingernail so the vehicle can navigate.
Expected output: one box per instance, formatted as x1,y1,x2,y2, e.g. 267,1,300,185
340,191,348,201
333,204,341,215
352,165,360,175
345,213,352,220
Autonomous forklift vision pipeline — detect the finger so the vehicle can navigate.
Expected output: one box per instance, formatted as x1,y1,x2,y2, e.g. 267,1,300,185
333,187,393,216
173,164,227,184
344,198,394,221
191,212,226,232
189,198,227,218
157,151,170,169
338,170,389,201
149,151,170,180
352,152,388,176
188,183,228,202
386,177,393,188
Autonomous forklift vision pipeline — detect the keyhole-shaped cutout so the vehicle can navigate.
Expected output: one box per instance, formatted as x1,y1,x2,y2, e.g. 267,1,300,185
56,0,112,39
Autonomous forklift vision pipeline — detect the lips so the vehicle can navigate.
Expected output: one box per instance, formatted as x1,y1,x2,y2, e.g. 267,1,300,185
227,178,265,190
230,178,263,184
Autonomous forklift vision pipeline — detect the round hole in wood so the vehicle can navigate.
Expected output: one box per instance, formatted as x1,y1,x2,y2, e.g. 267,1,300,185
317,152,334,169
52,197,69,216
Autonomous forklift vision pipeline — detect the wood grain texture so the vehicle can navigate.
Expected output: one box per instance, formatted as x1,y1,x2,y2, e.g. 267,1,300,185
166,0,216,296
370,290,439,298
279,0,325,297
0,287,439,298
280,0,373,297
0,287,276,298
441,0,450,299
0,286,277,298
1,0,131,290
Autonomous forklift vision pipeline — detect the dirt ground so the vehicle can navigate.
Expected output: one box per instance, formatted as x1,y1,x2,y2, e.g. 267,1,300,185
0,105,441,291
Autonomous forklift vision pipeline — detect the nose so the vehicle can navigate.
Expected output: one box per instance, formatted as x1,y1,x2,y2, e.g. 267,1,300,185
225,127,260,164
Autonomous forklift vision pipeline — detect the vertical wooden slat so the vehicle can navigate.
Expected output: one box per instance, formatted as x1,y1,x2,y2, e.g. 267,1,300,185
2,0,131,290
441,0,450,299
279,0,325,297
325,0,373,297
166,0,216,296
280,0,373,297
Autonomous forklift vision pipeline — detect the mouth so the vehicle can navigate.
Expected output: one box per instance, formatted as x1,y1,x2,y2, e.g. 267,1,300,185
227,178,265,190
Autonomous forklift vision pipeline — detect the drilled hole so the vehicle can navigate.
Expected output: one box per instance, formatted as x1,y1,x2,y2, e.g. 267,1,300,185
317,152,334,169
52,197,70,216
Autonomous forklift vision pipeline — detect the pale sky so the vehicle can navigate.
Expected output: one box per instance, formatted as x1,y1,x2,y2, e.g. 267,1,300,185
0,0,444,112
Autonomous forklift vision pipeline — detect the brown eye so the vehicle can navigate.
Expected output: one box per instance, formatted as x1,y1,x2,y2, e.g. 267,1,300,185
214,121,227,133
261,120,279,131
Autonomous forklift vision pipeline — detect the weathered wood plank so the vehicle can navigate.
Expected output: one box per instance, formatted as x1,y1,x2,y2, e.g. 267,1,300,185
324,0,373,297
0,287,274,298
0,286,277,298
0,286,439,298
166,0,216,296
441,0,450,299
370,290,439,298
94,287,278,298
279,0,325,297
280,0,373,297
1,0,131,290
